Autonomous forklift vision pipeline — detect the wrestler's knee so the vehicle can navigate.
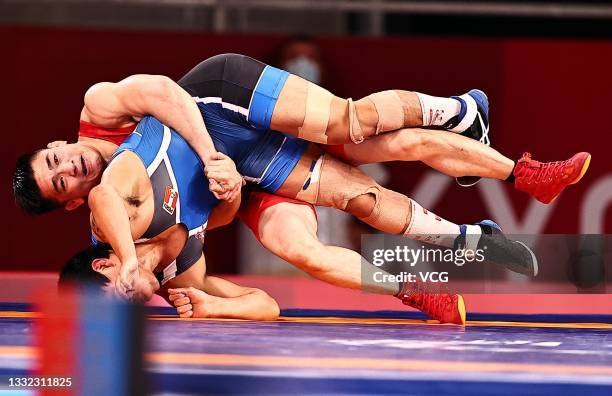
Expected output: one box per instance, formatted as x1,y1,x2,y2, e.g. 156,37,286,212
355,186,414,235
324,98,375,144
297,154,381,214
298,96,355,145
284,239,333,276
328,96,387,144
353,97,379,134
277,233,323,268
293,90,383,145
282,80,406,145
345,192,377,218
333,91,405,144
259,205,319,265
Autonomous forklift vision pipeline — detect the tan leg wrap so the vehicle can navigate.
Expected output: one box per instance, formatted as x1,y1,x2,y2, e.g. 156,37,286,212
297,82,334,144
295,155,410,236
347,98,365,144
368,90,405,134
295,154,325,204
296,154,376,210
358,187,412,234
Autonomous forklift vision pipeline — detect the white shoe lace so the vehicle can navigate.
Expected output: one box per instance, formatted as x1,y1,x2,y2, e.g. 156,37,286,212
477,112,490,146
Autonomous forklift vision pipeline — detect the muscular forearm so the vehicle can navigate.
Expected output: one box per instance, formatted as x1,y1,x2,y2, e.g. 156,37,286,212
89,184,137,266
199,290,280,321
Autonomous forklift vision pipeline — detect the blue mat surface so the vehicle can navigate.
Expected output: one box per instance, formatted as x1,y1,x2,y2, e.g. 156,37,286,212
0,305,611,395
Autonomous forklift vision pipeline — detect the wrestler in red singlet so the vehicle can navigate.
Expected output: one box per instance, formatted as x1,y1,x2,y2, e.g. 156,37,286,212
237,144,354,241
78,120,136,146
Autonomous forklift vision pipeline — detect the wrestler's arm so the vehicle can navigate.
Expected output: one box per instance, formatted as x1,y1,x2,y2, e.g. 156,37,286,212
80,75,237,200
89,155,143,298
207,195,241,229
206,151,244,228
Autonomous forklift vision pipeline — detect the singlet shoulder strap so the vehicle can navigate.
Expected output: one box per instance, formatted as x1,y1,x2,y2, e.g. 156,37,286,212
109,117,170,176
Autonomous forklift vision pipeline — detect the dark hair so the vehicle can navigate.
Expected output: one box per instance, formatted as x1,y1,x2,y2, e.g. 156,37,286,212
58,244,112,292
13,151,61,215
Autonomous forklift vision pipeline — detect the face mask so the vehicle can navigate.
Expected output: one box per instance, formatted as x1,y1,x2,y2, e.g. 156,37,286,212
284,56,321,84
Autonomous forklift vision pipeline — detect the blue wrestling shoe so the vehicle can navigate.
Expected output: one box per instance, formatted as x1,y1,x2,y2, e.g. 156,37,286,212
455,220,538,277
442,89,491,187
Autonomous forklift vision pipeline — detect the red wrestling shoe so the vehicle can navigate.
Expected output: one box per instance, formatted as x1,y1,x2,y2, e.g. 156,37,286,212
397,292,466,325
514,152,591,204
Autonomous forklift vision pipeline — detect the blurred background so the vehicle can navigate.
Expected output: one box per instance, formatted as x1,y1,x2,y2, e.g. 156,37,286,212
1,0,611,279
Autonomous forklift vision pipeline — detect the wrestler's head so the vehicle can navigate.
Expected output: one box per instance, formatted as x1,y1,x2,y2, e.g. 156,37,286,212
13,141,106,214
59,244,159,302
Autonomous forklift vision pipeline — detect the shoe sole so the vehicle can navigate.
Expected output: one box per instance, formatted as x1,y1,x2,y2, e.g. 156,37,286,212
457,295,467,325
457,176,481,187
513,240,539,277
570,153,591,185
546,153,591,204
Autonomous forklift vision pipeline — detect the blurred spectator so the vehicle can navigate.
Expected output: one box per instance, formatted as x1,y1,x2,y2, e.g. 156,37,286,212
277,35,325,85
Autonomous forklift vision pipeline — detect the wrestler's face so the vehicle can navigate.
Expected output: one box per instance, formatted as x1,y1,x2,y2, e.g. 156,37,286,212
31,142,106,210
91,252,160,302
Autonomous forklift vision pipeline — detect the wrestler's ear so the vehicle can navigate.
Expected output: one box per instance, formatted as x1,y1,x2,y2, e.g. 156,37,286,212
91,258,114,272
64,198,84,211
47,140,67,148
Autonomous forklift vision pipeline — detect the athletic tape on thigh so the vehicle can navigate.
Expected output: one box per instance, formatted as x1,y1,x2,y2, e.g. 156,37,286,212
297,154,412,234
347,98,365,144
368,90,404,134
296,154,375,210
298,82,334,144
296,154,325,203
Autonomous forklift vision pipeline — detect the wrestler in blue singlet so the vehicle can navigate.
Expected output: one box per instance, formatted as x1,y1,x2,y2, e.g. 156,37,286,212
102,54,309,281
179,53,309,192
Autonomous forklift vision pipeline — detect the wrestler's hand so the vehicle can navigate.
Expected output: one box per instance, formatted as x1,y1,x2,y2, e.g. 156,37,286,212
205,152,244,203
126,274,155,303
115,257,140,300
168,287,213,318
